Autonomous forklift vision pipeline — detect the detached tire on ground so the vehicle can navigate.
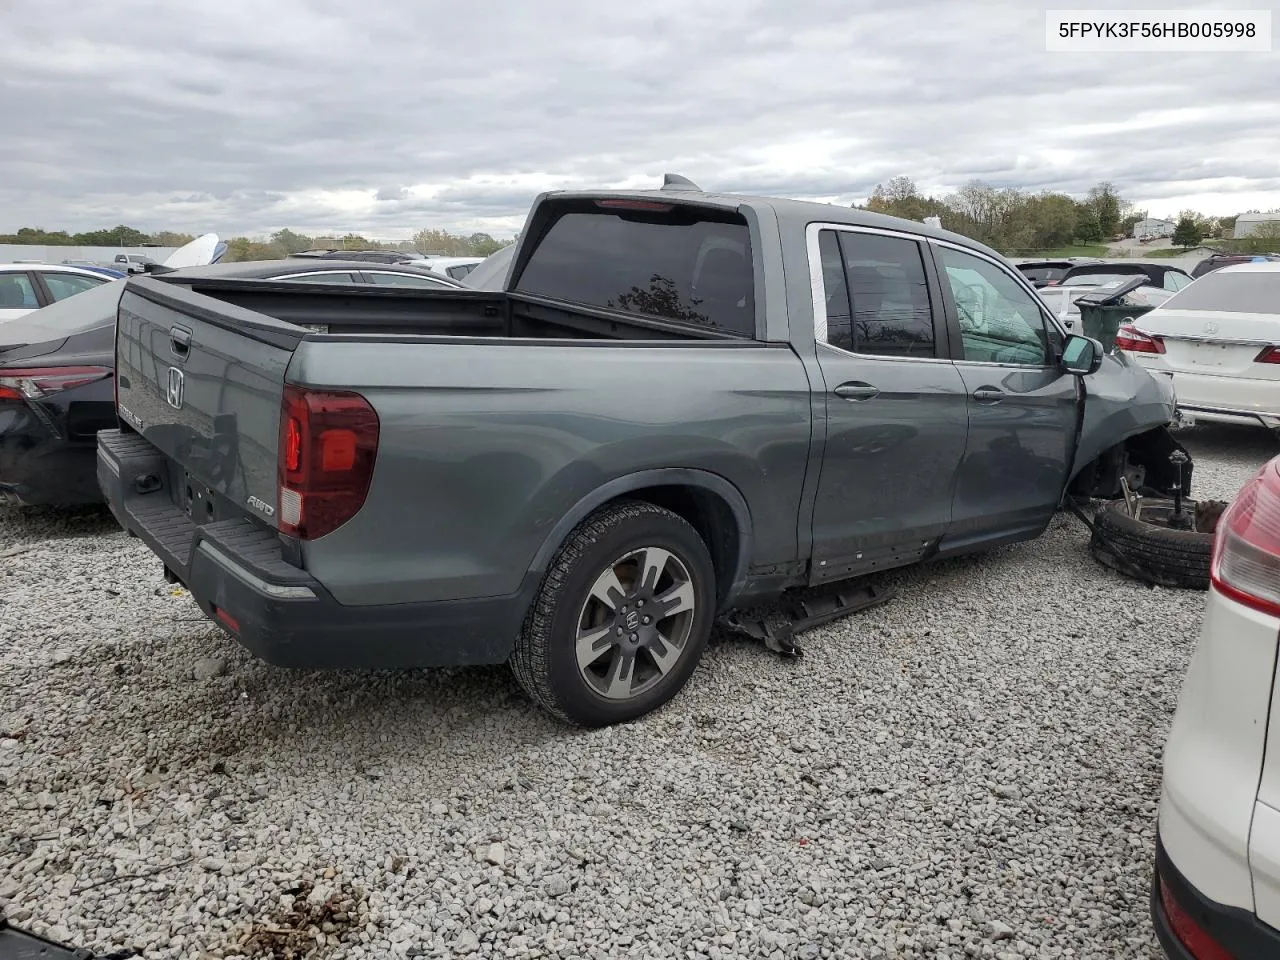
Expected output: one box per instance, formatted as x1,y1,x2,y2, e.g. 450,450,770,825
1089,498,1214,590
511,500,717,727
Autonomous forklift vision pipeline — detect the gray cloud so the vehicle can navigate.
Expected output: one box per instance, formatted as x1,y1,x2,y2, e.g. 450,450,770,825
0,0,1276,240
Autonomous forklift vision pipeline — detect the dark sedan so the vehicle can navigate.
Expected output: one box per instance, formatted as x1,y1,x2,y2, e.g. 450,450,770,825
1053,261,1193,292
0,260,462,506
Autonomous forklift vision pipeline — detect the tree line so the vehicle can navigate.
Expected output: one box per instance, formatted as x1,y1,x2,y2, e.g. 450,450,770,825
0,225,512,262
858,177,1270,254
6,189,1275,260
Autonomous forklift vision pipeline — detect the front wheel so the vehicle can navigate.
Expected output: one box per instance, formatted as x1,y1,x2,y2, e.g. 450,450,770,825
510,500,716,726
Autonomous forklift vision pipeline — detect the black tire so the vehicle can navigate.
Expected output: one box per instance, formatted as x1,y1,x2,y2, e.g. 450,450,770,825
510,500,717,727
1089,498,1212,590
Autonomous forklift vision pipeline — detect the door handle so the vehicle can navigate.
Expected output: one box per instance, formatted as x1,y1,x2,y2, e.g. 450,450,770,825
170,325,192,360
834,382,879,402
972,387,1005,404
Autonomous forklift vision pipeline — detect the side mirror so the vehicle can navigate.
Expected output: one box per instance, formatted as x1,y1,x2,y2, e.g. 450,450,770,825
1061,334,1104,376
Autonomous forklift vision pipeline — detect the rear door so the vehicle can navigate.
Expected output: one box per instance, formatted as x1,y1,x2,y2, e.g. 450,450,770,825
806,225,969,581
115,276,302,525
930,241,1079,552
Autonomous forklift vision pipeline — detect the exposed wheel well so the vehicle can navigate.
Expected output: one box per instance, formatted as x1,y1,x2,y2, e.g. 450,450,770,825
609,485,741,606
1069,426,1192,500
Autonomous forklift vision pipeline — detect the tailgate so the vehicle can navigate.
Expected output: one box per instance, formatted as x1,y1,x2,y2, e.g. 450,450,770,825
115,276,303,526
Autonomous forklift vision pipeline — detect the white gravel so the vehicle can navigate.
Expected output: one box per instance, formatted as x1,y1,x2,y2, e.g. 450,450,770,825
1,422,1275,960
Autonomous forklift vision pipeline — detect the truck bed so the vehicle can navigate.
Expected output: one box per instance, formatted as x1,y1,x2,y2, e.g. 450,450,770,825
148,273,742,343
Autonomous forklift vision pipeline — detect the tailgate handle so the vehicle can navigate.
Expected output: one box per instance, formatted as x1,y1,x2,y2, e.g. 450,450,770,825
170,325,192,359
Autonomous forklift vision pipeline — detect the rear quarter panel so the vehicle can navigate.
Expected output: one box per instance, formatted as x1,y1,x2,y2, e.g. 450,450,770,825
287,338,814,605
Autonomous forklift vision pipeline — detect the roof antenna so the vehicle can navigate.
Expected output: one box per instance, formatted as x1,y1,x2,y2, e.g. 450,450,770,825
661,173,702,192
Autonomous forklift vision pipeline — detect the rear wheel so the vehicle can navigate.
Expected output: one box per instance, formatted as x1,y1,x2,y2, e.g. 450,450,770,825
510,500,716,726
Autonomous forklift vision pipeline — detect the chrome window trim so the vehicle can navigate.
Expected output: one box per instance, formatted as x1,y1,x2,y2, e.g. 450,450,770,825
804,221,949,365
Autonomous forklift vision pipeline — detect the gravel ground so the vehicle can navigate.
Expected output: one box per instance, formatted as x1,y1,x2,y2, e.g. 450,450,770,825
1,423,1276,960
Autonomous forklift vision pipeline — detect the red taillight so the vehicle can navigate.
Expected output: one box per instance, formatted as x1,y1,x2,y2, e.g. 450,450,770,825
1158,874,1233,960
277,384,379,540
1211,459,1280,617
593,199,674,212
1255,346,1280,364
0,365,112,401
1115,324,1166,355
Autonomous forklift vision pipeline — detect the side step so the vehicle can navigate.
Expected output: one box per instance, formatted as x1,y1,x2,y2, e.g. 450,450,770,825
717,582,896,658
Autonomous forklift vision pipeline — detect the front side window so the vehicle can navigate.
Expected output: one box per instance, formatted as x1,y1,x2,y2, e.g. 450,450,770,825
936,246,1051,366
816,229,935,357
1164,271,1192,291
41,271,107,301
516,202,755,337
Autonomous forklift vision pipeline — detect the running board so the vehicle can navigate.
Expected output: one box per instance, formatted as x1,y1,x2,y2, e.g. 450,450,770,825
717,583,896,658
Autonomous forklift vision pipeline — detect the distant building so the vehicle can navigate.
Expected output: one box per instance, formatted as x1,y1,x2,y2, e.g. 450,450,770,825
1132,218,1176,241
1233,212,1280,239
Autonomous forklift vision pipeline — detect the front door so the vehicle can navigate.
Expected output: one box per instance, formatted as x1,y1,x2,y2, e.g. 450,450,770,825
808,227,969,582
930,242,1080,554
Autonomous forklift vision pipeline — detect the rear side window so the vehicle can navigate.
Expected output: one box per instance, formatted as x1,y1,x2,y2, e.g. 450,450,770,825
515,202,755,337
817,229,936,357
1162,271,1280,313
0,273,39,309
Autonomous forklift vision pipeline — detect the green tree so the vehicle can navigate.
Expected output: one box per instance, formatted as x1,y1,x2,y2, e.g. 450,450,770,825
152,231,196,247
270,229,314,255
1087,182,1123,237
1172,216,1203,248
1075,210,1103,244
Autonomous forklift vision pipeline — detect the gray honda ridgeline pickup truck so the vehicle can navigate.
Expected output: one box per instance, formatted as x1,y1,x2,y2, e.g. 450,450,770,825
98,176,1187,726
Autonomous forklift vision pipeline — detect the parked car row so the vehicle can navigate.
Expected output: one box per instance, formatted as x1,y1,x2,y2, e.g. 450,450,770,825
0,258,465,506
287,248,486,280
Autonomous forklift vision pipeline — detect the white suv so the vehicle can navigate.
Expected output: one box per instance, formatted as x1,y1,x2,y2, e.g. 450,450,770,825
1154,455,1280,957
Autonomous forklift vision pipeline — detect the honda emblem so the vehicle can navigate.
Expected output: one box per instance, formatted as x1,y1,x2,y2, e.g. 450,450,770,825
166,366,185,409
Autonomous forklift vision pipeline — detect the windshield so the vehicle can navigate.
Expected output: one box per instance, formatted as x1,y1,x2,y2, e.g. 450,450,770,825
1160,270,1280,313
462,244,516,290
1061,270,1140,286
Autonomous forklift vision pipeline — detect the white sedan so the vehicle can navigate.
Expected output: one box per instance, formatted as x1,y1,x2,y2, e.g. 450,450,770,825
1115,262,1280,430
0,263,114,322
1153,454,1280,957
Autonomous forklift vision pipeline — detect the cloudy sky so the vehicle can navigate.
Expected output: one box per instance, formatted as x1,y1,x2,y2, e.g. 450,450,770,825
1,0,1276,241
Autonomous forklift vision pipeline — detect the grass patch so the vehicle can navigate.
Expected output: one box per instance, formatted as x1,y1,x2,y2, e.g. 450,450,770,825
1144,247,1199,258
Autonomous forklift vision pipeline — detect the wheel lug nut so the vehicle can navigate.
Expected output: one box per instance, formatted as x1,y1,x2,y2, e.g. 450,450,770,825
642,616,651,625
629,633,638,642
616,627,623,636
636,599,644,607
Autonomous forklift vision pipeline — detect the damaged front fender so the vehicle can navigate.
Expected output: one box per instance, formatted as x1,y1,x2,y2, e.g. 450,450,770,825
1068,351,1191,498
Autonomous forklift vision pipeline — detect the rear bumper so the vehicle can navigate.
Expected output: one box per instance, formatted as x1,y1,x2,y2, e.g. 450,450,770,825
1179,403,1280,430
97,428,525,668
1145,368,1280,429
0,405,102,505
1152,833,1280,959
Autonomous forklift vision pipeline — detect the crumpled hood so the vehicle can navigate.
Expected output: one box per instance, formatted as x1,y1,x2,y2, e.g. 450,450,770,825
1071,349,1177,480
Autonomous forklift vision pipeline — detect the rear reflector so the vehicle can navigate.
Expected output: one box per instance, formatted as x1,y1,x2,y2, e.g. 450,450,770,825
213,607,240,635
0,365,113,401
1255,346,1280,364
278,384,379,540
1211,459,1280,618
1115,324,1166,355
1158,873,1233,960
